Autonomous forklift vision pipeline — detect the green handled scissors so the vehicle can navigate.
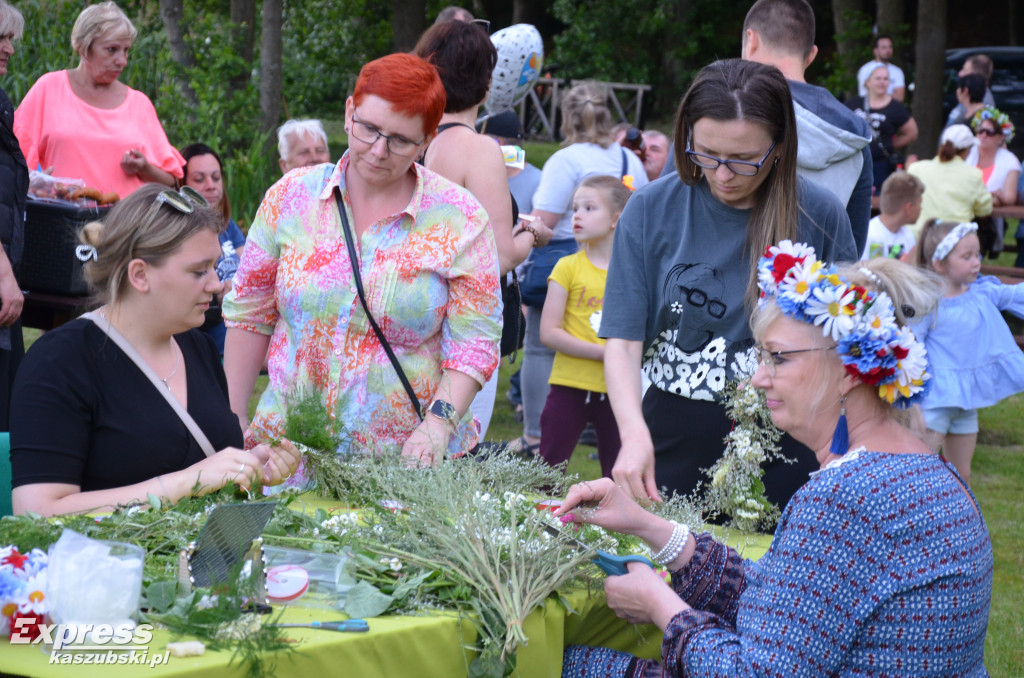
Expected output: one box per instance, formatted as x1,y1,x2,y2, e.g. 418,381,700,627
543,523,654,576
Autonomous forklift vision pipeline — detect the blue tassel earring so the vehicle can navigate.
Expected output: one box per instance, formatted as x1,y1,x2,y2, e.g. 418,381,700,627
830,394,849,456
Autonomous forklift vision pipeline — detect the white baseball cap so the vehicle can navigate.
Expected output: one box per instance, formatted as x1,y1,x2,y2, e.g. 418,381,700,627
940,124,979,150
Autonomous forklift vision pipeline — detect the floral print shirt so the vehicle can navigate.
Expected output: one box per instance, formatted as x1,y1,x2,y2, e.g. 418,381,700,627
223,153,501,467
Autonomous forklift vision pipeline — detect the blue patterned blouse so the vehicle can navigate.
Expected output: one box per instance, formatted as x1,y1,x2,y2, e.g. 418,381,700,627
564,450,992,677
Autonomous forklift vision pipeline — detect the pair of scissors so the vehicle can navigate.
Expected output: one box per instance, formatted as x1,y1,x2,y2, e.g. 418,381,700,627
542,523,654,576
274,619,369,633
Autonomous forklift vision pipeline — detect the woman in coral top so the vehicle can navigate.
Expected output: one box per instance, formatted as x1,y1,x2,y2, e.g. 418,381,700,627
13,2,182,198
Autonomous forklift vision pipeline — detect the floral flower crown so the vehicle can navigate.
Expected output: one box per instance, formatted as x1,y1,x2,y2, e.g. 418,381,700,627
970,106,1015,145
756,241,930,408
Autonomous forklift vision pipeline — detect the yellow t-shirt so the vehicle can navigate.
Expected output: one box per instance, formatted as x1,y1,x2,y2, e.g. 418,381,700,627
547,250,608,392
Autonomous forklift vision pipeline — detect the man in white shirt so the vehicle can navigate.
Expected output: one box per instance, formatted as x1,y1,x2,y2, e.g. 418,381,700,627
857,35,906,101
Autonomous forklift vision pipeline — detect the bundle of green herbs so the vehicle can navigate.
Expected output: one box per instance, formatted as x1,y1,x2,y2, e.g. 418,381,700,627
0,489,290,678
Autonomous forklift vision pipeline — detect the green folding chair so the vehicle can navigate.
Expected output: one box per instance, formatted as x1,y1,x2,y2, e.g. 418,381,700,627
0,432,11,516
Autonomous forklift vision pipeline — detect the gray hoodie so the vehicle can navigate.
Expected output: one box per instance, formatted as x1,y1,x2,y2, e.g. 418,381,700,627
789,81,873,253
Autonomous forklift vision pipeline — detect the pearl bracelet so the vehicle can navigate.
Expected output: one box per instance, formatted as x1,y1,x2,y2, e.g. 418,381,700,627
650,521,690,566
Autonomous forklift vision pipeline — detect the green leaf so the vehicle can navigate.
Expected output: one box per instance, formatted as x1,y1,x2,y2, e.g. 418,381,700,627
391,568,432,603
147,493,162,511
468,653,504,678
556,593,579,616
143,580,178,614
344,582,393,618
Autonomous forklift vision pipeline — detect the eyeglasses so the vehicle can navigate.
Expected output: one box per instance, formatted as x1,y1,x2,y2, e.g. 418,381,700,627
977,128,1002,137
685,135,778,176
471,19,491,33
755,345,835,376
350,116,425,157
156,186,209,213
678,285,726,319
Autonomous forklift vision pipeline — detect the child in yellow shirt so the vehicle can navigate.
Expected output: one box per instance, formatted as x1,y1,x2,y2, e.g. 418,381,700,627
538,176,631,476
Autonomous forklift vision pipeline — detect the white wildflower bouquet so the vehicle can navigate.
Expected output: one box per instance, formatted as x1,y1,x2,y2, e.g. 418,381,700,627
702,379,786,533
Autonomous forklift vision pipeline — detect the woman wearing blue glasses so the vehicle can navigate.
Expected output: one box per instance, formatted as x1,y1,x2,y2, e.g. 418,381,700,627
601,59,857,507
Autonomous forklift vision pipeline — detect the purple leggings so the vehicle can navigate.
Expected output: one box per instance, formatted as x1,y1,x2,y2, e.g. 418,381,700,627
539,384,621,477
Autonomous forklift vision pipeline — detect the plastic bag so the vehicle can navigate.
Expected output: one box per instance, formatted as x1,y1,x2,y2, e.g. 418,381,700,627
27,171,119,207
47,529,144,627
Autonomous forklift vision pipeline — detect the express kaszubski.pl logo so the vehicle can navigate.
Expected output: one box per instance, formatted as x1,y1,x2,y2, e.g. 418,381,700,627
11,619,170,667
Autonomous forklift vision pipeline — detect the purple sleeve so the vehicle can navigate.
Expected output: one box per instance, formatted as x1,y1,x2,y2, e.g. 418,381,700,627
655,533,750,676
670,532,748,621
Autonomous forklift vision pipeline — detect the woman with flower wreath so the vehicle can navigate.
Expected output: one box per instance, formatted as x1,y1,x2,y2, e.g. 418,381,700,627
966,107,1020,208
964,107,1021,260
602,59,856,507
557,242,993,677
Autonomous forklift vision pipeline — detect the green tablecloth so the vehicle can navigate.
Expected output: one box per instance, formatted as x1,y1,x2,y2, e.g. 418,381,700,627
0,585,663,677
0,502,772,677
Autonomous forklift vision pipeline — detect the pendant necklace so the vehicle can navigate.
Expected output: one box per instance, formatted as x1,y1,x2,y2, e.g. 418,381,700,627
99,309,179,388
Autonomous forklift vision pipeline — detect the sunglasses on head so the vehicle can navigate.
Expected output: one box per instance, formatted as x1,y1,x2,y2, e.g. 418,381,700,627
156,186,209,213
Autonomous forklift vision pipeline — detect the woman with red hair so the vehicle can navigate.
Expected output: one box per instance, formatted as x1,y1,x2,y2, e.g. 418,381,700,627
223,53,501,473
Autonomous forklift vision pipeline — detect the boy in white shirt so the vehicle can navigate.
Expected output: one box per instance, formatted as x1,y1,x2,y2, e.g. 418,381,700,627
861,170,924,260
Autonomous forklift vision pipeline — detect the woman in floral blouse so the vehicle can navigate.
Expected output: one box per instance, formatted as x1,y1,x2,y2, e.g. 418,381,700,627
223,53,501,472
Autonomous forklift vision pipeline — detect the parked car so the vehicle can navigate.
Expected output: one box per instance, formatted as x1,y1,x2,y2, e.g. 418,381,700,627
944,47,1024,155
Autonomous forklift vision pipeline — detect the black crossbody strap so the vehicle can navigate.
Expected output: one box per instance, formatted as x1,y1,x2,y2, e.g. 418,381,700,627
620,147,628,178
333,188,424,421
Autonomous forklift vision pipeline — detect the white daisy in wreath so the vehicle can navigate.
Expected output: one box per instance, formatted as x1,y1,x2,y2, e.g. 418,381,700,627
805,283,856,341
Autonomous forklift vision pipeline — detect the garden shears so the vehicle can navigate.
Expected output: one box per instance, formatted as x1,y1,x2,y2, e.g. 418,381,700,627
542,523,654,576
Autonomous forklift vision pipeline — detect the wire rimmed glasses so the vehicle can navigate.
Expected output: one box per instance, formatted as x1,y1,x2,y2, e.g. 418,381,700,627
754,345,835,376
685,136,778,176
350,115,426,157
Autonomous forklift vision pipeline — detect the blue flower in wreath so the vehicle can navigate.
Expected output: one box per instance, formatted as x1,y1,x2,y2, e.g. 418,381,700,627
838,332,898,385
0,568,24,600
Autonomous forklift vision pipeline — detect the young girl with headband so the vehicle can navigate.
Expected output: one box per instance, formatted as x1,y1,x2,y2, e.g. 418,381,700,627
915,218,1024,484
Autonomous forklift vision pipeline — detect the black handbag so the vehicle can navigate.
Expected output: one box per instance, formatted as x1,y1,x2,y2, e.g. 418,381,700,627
500,271,525,358
520,238,578,307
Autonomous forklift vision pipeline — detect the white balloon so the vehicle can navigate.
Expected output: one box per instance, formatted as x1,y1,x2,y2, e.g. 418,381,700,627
485,24,544,115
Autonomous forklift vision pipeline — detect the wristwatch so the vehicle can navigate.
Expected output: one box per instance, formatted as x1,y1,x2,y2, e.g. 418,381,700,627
427,399,458,428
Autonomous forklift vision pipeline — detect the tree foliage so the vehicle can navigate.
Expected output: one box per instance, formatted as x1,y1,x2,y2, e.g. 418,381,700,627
549,0,744,118
281,0,390,117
